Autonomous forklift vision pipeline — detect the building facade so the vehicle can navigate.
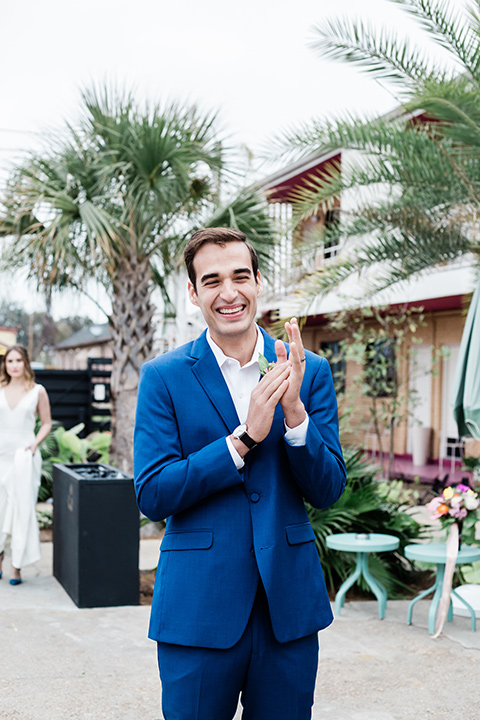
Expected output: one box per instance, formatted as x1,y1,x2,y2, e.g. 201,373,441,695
258,147,477,467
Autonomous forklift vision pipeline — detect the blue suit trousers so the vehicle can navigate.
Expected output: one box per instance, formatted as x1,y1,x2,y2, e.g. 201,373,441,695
157,583,319,720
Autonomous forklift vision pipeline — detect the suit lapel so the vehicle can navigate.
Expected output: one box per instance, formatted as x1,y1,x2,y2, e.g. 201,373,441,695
190,331,240,431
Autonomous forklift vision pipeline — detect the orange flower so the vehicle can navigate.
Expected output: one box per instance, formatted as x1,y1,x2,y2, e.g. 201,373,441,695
437,503,450,515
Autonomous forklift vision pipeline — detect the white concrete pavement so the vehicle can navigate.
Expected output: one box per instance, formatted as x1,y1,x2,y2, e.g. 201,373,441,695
1,538,479,720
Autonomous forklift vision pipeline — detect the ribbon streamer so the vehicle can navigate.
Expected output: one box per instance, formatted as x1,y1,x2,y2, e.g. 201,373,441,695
432,522,459,638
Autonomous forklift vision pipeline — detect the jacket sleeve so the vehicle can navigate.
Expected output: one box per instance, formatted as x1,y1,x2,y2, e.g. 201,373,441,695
284,355,346,509
133,362,242,521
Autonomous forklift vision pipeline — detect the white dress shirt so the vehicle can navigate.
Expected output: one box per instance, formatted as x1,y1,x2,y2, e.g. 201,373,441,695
206,327,308,469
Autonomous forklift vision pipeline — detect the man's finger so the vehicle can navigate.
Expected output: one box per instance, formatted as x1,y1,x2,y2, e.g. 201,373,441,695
275,339,287,364
256,363,290,395
287,319,305,361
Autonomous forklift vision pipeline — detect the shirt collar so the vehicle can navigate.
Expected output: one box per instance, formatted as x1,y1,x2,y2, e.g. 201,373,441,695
206,327,264,369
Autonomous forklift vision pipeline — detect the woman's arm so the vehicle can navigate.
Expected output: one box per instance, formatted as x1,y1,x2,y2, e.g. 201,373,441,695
28,385,52,454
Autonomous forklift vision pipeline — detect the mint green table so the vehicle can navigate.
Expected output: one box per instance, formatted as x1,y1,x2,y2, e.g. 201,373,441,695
326,533,400,619
404,543,480,634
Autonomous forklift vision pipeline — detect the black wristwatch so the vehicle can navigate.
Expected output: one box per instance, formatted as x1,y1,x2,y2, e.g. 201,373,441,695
232,424,258,450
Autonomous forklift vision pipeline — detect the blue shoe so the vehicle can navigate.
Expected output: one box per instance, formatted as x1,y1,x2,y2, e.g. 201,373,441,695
0,572,2,579
10,578,22,586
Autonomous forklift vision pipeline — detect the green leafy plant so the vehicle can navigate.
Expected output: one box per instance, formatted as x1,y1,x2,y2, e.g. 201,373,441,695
38,423,112,500
85,431,111,464
38,419,61,501
53,423,89,463
307,447,430,597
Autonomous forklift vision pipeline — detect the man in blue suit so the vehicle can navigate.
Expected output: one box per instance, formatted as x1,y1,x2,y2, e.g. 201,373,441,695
134,227,346,720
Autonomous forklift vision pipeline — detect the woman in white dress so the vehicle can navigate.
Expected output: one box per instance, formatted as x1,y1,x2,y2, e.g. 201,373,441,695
0,345,51,585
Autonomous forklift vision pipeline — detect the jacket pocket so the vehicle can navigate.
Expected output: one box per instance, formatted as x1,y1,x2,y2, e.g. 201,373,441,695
160,529,213,551
285,522,315,546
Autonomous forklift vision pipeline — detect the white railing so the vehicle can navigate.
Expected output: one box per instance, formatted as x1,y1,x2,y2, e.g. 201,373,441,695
267,203,342,297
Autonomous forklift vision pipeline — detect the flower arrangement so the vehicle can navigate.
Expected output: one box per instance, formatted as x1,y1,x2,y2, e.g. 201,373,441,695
427,484,479,545
427,484,479,521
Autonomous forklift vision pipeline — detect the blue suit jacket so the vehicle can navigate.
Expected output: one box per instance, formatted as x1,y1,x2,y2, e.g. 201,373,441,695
134,328,346,649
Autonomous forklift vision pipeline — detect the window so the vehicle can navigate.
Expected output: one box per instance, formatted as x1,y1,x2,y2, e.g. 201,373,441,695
365,339,397,398
324,209,341,260
320,340,346,394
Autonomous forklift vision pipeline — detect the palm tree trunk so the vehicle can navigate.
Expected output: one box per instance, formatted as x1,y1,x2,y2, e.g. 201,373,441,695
109,257,156,472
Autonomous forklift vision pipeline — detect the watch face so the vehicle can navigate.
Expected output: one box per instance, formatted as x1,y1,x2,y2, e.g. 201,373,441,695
233,424,247,438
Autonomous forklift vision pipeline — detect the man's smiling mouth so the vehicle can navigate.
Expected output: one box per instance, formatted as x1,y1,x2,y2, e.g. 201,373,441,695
217,305,245,315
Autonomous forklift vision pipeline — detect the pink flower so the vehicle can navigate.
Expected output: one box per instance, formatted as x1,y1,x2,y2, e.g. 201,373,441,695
449,506,468,520
456,484,471,493
427,497,447,520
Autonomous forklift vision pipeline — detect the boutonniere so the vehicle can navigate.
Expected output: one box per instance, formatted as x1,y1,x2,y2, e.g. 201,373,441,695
258,352,276,377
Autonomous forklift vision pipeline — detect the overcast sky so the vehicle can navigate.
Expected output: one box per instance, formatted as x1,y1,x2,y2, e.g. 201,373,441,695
0,0,467,320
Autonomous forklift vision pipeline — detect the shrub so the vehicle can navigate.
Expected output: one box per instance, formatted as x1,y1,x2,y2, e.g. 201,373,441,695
307,447,429,597
38,422,111,501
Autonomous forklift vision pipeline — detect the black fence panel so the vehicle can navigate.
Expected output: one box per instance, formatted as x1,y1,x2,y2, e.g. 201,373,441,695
36,359,112,434
36,369,90,432
88,357,112,432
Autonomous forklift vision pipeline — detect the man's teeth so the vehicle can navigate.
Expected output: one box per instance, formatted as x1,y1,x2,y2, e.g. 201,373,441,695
219,306,243,315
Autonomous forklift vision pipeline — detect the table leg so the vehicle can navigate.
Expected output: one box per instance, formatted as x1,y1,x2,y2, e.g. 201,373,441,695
359,554,388,619
428,564,445,635
451,588,477,632
407,580,438,626
334,553,363,616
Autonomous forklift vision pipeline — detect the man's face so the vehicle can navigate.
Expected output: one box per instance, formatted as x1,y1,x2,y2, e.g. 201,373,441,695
188,241,262,346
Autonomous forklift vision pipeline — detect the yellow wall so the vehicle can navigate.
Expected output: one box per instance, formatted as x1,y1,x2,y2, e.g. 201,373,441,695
0,328,18,355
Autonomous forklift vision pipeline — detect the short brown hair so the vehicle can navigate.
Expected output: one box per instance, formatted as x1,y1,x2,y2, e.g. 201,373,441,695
184,227,259,292
0,344,36,388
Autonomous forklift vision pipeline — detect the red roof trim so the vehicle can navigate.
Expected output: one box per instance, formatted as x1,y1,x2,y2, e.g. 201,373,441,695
304,293,470,327
268,153,342,203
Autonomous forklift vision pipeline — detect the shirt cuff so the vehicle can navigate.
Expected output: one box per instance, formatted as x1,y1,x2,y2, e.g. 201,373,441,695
284,415,309,446
226,436,245,470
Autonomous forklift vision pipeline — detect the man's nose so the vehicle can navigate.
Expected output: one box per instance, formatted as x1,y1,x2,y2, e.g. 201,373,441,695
220,280,237,302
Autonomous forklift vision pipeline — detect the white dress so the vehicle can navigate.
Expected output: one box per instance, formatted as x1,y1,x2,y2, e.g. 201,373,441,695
0,384,42,568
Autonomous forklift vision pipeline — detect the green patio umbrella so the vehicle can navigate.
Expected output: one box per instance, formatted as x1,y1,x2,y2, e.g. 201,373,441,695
452,277,480,439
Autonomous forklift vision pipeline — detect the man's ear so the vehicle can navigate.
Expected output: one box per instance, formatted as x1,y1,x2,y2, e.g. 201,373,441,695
188,280,199,307
256,271,263,298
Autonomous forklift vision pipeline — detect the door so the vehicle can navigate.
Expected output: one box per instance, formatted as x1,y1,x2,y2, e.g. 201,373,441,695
408,344,432,455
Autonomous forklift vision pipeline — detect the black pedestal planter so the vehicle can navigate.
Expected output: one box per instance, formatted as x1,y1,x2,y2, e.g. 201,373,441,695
53,463,139,608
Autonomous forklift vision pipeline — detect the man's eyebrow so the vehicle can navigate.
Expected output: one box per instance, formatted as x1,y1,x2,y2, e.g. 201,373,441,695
200,272,219,284
199,267,253,284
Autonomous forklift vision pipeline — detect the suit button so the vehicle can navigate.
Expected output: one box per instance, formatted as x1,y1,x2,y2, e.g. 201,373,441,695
250,492,260,503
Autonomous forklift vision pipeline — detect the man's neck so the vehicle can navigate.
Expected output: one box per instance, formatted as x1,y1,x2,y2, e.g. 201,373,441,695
210,327,259,367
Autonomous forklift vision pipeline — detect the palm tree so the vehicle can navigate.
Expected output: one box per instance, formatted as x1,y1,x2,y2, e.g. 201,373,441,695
271,0,480,306
0,87,275,471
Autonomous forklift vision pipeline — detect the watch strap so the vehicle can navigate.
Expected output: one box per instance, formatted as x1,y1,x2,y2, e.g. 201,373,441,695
237,430,258,450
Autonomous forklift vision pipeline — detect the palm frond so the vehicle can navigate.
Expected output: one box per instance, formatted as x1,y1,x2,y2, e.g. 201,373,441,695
388,0,480,78
310,16,439,90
